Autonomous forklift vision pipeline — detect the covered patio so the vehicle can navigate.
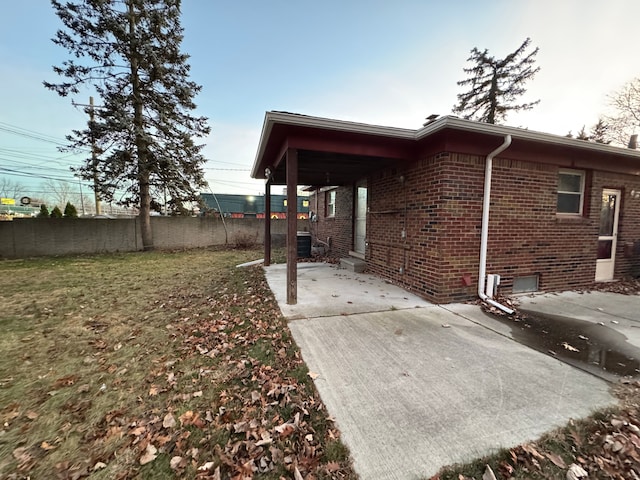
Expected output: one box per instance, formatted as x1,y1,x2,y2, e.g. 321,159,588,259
251,111,418,305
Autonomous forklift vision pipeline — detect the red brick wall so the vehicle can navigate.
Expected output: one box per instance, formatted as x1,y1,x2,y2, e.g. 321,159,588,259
309,187,353,258
368,152,640,303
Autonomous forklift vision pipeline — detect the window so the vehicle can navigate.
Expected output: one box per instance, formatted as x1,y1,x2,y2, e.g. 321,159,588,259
557,169,585,215
512,275,539,294
327,190,336,217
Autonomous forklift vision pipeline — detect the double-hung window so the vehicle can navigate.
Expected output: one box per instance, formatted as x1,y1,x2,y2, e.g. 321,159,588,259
557,169,585,215
327,190,336,217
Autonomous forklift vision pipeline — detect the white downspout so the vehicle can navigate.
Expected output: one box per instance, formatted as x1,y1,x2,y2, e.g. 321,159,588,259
478,134,514,315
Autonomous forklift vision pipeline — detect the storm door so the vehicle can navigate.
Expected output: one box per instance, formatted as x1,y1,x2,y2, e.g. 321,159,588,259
595,189,621,281
354,183,367,256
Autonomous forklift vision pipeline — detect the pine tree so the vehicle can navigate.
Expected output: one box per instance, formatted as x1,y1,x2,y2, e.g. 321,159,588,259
453,38,540,124
590,118,611,144
51,206,63,218
576,125,590,140
38,204,50,218
64,201,79,218
44,0,210,250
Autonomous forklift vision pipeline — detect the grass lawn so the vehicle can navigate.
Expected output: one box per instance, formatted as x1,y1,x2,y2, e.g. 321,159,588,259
0,247,356,479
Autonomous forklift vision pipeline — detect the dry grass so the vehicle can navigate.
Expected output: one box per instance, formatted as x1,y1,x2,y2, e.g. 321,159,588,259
0,248,355,479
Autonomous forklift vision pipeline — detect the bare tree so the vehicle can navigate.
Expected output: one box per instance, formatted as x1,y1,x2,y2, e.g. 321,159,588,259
0,178,25,200
43,179,75,209
604,78,640,146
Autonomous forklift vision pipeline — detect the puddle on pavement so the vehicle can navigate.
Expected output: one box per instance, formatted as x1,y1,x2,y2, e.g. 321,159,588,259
486,309,640,378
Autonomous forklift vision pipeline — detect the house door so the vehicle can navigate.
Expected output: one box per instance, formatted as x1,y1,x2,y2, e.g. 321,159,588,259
354,184,367,256
595,189,621,282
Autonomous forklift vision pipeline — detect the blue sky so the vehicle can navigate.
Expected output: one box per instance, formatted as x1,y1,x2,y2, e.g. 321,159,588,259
1,0,639,203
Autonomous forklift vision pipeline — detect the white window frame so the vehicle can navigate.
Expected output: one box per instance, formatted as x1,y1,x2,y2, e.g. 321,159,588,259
557,169,585,216
327,190,336,217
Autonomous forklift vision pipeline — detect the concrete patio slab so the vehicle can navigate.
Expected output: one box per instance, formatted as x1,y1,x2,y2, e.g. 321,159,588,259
264,262,433,319
264,263,616,480
515,291,640,344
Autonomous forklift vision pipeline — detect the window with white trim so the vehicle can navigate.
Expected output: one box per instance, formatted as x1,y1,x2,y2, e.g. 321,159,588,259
327,190,336,217
557,169,585,215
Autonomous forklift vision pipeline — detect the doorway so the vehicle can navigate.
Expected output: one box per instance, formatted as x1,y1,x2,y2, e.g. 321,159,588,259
353,183,367,257
595,189,621,281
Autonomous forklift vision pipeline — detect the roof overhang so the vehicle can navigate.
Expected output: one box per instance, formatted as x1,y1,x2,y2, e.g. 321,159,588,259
251,112,640,185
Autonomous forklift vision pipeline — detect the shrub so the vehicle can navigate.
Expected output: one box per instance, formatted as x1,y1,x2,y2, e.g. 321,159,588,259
37,204,50,218
64,202,78,218
234,231,258,249
50,206,63,218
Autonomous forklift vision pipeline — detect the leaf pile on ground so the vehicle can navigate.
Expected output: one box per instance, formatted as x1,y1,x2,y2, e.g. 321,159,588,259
587,277,640,295
0,248,356,479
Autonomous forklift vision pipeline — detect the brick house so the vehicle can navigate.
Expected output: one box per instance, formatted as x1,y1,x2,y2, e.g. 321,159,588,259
251,111,640,305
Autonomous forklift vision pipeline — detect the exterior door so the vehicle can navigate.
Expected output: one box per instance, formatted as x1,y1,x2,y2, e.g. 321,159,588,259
354,184,367,255
595,189,621,281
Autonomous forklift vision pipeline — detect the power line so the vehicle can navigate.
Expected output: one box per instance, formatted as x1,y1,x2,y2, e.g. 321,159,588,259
0,122,70,147
0,167,83,184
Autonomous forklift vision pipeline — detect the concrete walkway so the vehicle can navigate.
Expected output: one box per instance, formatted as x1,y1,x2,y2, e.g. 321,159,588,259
264,263,615,480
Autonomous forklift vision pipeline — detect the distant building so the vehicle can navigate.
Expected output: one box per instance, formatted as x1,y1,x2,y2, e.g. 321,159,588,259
199,193,309,219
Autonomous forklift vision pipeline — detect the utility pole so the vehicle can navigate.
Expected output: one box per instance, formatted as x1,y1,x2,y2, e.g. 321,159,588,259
78,178,86,215
89,96,102,215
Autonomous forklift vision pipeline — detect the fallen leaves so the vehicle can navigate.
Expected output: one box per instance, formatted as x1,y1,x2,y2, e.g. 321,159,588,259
1,253,355,479
162,412,176,428
561,342,580,352
139,444,157,465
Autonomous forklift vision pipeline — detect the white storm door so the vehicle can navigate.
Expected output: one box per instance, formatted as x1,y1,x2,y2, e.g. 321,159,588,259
595,189,621,281
354,185,367,255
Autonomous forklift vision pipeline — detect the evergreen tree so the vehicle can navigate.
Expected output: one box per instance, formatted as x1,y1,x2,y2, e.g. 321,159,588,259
50,206,63,218
453,38,540,124
38,204,50,218
576,125,590,140
64,201,79,218
44,0,210,250
590,118,611,144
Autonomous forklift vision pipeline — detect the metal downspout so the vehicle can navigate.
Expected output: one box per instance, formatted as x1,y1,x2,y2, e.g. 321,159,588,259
478,134,514,315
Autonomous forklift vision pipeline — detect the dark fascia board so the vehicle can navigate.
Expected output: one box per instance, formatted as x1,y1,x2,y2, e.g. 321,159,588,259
251,111,640,179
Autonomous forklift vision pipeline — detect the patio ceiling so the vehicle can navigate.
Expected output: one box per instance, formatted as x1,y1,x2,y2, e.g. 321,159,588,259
252,112,419,187
268,150,401,186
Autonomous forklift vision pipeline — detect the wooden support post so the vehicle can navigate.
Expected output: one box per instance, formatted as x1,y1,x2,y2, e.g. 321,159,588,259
286,148,298,305
264,180,271,266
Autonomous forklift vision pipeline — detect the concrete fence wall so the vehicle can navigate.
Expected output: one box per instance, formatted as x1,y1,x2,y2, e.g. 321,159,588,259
0,217,309,258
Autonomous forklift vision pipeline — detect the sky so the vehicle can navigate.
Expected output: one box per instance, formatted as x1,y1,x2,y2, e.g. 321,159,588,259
1,0,639,205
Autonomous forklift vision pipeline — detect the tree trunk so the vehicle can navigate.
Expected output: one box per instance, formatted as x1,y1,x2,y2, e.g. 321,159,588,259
488,71,498,124
139,168,153,250
129,0,153,250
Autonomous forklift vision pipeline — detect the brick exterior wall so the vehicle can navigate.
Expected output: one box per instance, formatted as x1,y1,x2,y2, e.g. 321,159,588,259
309,187,354,258
365,152,640,304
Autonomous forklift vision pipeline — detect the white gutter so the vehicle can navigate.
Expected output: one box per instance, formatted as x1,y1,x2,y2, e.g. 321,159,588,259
478,134,514,315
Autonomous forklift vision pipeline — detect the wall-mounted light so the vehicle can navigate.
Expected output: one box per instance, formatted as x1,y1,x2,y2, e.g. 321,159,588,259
265,167,272,183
